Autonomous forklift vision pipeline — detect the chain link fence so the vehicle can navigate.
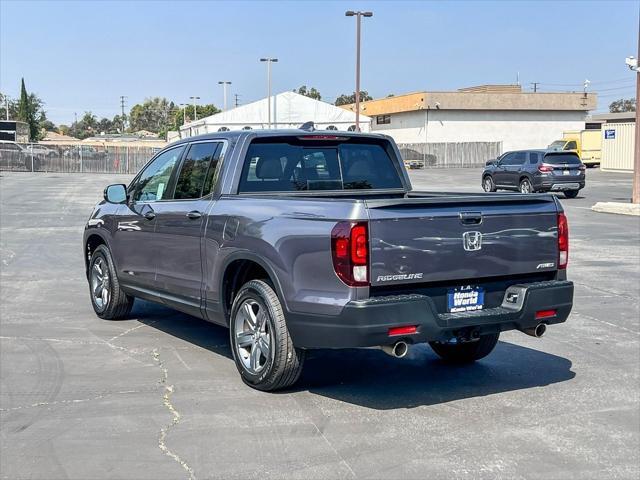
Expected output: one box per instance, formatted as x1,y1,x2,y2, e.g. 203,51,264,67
0,143,162,174
2,140,500,174
397,141,502,169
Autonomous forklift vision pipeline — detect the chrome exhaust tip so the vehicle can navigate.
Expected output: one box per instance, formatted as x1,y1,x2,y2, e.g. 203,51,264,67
521,323,547,338
382,341,409,358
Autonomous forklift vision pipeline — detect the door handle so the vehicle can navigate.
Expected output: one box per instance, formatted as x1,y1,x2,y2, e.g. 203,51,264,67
144,211,156,220
460,211,483,225
186,210,202,220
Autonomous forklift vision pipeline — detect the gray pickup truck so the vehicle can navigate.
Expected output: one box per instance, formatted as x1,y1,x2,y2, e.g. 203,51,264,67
84,130,573,391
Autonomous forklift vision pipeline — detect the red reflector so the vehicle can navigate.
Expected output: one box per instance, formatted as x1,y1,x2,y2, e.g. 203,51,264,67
335,238,348,258
388,325,417,336
535,309,557,319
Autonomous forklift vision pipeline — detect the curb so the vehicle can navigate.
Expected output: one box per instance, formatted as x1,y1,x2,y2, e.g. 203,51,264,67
591,202,640,216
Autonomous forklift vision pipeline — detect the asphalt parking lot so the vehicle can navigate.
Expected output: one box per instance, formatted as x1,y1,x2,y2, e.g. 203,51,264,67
1,168,639,479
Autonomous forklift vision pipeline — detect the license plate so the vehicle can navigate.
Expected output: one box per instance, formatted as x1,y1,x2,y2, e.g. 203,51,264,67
563,169,570,176
447,286,485,313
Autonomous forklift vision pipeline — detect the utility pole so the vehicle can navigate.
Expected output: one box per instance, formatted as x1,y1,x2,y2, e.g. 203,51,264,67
634,16,640,204
218,81,232,111
260,58,278,128
345,10,373,131
120,96,127,132
189,96,200,121
4,95,8,120
234,94,241,108
531,82,539,93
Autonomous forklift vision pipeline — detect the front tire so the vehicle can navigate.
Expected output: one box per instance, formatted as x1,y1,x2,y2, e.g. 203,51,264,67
230,280,305,391
519,178,533,194
429,333,500,364
564,189,579,199
88,244,134,319
482,175,497,192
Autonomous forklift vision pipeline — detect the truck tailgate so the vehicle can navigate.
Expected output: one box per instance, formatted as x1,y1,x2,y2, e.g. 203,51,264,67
366,194,559,286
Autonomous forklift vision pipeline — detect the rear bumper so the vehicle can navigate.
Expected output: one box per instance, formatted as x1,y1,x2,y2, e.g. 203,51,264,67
534,176,585,191
287,280,573,348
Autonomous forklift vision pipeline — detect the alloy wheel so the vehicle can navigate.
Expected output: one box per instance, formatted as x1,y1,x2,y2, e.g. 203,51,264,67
234,299,272,375
520,180,531,194
90,257,110,311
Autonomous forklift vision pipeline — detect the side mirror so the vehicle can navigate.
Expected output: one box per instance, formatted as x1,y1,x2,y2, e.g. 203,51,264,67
104,184,127,204
486,159,496,166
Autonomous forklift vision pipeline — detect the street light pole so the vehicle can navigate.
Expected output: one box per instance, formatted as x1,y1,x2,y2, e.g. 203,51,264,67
346,10,373,132
189,96,200,121
260,58,278,128
179,104,187,125
218,81,232,110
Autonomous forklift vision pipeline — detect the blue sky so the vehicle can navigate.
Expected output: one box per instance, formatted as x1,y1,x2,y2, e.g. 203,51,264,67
1,0,638,124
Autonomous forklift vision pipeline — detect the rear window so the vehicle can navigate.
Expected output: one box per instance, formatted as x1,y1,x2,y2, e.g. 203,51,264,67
544,153,581,165
238,137,403,193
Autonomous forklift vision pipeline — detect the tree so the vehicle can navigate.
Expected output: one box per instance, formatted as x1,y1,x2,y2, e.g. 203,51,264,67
609,98,636,113
68,111,99,139
0,92,18,120
334,91,373,106
40,119,56,132
129,97,179,135
170,104,220,134
16,78,44,141
293,85,322,100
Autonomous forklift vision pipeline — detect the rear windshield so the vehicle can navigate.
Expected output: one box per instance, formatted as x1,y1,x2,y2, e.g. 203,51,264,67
544,153,581,165
238,137,404,193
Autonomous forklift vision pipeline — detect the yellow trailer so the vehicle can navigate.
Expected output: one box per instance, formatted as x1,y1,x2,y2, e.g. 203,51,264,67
547,130,602,167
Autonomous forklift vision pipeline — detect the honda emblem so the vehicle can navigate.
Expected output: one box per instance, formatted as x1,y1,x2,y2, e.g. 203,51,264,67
463,231,482,251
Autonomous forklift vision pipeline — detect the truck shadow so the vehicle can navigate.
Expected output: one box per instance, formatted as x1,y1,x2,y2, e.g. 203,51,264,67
296,343,575,410
133,301,575,410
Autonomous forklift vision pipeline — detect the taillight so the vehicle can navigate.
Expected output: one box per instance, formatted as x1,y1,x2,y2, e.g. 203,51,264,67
579,164,586,172
538,164,554,173
558,213,569,269
331,221,369,286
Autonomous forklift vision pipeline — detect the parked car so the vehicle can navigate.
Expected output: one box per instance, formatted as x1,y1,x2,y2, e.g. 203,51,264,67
482,150,585,198
0,140,33,169
85,130,573,391
25,144,58,158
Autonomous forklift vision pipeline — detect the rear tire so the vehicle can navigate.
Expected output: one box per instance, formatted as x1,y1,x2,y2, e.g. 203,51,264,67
519,178,533,194
429,333,500,364
564,189,579,199
88,244,134,320
482,175,497,192
230,279,305,391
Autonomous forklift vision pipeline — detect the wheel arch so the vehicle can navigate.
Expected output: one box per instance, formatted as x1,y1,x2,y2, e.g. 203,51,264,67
85,232,109,278
220,252,287,324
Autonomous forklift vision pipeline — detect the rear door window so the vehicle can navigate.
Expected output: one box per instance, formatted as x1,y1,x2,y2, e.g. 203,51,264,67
529,152,542,164
173,142,222,199
238,137,403,192
512,152,527,166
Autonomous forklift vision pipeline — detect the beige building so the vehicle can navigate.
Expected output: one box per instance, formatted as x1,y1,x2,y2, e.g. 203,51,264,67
341,85,597,153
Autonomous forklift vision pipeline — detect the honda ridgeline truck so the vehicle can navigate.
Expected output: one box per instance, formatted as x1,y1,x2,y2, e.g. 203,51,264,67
84,130,573,391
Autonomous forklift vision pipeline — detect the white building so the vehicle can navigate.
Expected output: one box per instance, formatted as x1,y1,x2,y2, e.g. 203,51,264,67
342,85,597,153
178,91,371,139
